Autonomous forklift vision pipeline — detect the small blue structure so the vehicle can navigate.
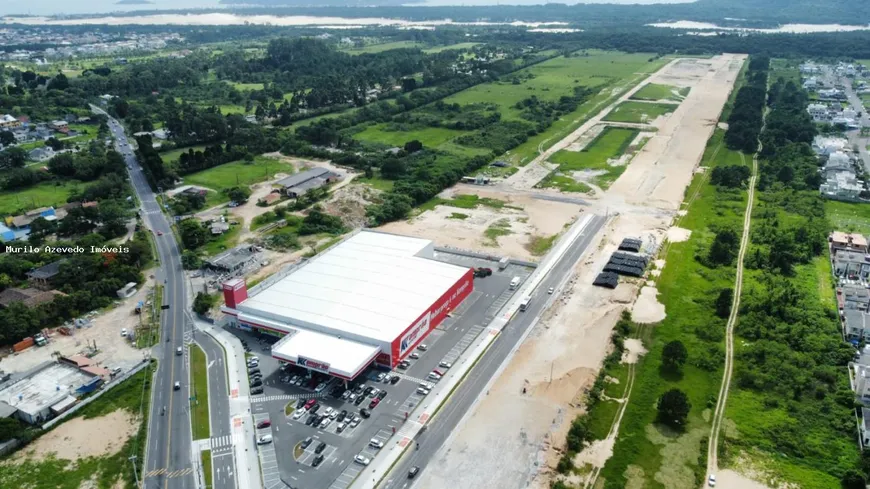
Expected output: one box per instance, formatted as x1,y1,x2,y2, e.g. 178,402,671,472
0,224,14,242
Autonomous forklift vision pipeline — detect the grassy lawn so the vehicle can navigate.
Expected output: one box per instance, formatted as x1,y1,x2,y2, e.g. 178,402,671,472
202,218,243,256
536,173,592,193
355,124,466,148
548,126,639,188
422,42,481,53
631,83,689,101
342,41,424,54
201,451,212,489
355,173,395,192
182,155,291,208
227,81,265,91
603,100,675,123
0,366,153,489
825,200,870,235
526,234,558,256
418,194,517,213
0,180,79,216
599,128,749,488
189,344,211,440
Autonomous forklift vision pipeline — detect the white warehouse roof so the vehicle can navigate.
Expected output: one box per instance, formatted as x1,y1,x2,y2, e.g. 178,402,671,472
271,327,380,379
237,231,469,343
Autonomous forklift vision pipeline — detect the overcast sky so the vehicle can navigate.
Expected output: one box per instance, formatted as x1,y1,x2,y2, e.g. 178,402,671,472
3,0,694,17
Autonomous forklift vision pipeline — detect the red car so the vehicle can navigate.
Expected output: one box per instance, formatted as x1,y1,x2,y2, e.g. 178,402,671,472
369,398,380,409
257,420,271,429
304,398,316,409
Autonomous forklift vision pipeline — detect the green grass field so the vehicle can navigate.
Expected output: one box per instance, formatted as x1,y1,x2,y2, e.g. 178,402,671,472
547,126,640,188
537,173,592,193
227,81,265,91
0,180,79,216
631,83,689,101
599,128,750,488
351,50,666,168
183,156,291,196
189,344,211,440
603,101,675,123
202,219,243,256
342,41,424,54
826,200,870,235
422,42,481,53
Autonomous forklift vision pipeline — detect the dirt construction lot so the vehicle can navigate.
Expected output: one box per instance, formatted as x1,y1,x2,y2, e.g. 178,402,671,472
414,53,746,489
0,273,157,375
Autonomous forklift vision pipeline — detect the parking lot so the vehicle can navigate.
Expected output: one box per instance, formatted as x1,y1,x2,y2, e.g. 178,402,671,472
232,253,533,489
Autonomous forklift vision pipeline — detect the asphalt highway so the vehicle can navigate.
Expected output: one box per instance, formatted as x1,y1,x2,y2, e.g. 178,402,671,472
92,106,193,489
194,330,236,489
381,214,607,489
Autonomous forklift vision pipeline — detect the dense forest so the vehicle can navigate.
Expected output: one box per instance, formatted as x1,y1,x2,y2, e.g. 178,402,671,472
725,56,769,153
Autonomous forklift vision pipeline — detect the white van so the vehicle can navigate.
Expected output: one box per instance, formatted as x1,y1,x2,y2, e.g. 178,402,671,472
509,276,521,289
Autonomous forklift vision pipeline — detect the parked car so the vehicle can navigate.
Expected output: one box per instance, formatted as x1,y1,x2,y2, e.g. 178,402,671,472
350,415,361,427
390,375,400,384
408,466,420,479
439,361,452,369
296,398,307,409
292,409,306,420
360,408,371,418
301,437,313,449
336,422,346,433
257,435,272,445
294,377,304,386
304,398,316,409
369,438,384,449
397,362,410,370
319,417,331,429
377,390,387,400
363,386,374,397
250,379,262,388
427,372,442,381
309,404,320,415
315,441,327,454
314,383,327,393
323,407,334,418
248,368,260,375
312,454,324,467
417,344,427,351
354,384,366,395
369,398,381,409
257,420,271,429
337,410,348,422
121,328,128,337
348,393,358,402
708,475,716,487
376,373,387,382
409,352,420,359
251,386,264,395
342,390,352,400
417,387,430,395
354,454,370,466
369,388,380,398
354,395,365,406
306,415,317,426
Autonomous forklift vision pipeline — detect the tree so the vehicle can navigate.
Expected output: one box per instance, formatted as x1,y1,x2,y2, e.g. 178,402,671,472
181,250,202,270
0,417,23,442
45,137,64,151
178,219,207,250
841,470,866,489
404,140,423,153
193,292,217,315
0,147,27,169
401,78,417,92
661,340,688,373
48,73,69,91
715,288,733,318
708,228,739,266
0,131,15,147
656,388,691,429
226,186,251,204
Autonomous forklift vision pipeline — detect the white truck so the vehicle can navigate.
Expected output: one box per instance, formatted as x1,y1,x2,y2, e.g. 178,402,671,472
519,296,532,312
510,276,521,289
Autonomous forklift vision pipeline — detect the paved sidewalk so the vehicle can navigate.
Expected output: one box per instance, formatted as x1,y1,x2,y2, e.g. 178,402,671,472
195,318,263,489
349,214,598,489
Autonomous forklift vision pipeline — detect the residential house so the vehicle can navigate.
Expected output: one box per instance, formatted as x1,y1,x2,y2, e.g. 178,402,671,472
861,408,870,447
258,193,281,206
832,231,870,254
818,88,846,100
807,103,832,122
802,77,819,91
7,207,57,230
210,222,230,235
800,62,822,75
48,120,67,131
26,260,63,290
0,114,21,130
823,151,853,175
812,135,848,156
28,147,54,162
0,288,65,308
840,285,870,312
820,171,864,202
276,167,340,198
835,251,870,280
846,309,870,341
853,364,870,407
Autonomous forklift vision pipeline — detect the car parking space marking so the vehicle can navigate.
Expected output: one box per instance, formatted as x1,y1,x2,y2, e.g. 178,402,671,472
484,286,519,322
328,463,364,489
440,324,485,365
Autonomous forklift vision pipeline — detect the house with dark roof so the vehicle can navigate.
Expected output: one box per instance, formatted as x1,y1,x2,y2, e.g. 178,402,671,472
0,288,65,308
276,167,340,198
26,261,63,290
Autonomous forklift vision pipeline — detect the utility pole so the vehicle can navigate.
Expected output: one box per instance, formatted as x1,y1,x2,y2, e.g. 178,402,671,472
129,455,141,489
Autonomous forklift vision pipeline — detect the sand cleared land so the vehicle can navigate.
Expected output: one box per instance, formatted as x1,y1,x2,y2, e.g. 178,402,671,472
12,409,138,462
414,53,746,489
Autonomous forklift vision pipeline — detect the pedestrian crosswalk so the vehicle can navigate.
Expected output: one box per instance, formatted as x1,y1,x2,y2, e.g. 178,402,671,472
144,467,193,478
393,372,428,384
209,433,244,449
250,393,310,403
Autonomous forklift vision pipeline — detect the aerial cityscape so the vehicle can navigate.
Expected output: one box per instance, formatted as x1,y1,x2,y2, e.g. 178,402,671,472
0,1,869,489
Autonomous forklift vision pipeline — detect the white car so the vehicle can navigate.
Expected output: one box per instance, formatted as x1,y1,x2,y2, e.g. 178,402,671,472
341,390,352,400
409,352,420,359
329,410,338,420
708,475,716,487
350,415,361,427
319,417,331,429
369,388,380,398
323,407,334,417
314,383,327,393
416,387,431,395
427,372,442,381
376,373,387,382
292,408,306,420
438,361,452,369
369,438,384,449
417,344,427,351
548,287,554,294
257,435,273,445
354,454,371,466
121,328,128,337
